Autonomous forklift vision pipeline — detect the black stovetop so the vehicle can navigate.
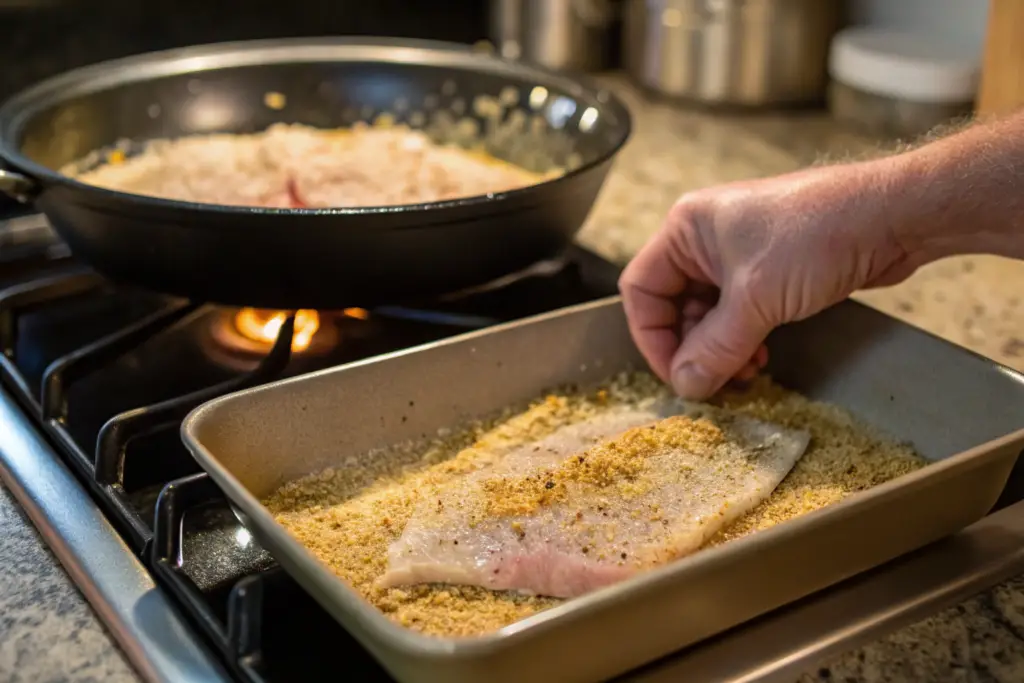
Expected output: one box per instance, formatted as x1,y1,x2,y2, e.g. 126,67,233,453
0,213,622,683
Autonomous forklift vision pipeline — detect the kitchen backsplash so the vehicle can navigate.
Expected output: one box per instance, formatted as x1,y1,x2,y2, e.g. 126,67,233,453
0,0,486,100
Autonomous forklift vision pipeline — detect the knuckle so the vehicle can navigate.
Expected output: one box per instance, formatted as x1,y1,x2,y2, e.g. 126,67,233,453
617,264,633,291
691,338,730,368
695,325,748,364
617,255,645,293
668,191,713,230
665,193,718,281
730,265,764,299
728,274,777,330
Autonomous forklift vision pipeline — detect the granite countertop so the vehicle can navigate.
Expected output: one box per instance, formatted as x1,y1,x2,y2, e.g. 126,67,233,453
3,78,1024,683
0,484,136,683
580,81,1024,373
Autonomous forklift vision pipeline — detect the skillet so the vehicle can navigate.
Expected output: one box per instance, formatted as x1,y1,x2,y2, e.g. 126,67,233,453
0,37,631,309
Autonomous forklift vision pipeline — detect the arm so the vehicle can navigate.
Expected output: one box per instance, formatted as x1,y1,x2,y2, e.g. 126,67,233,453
887,110,1024,264
619,110,1024,400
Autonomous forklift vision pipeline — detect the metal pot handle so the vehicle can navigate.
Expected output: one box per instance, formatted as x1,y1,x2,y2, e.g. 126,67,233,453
0,168,39,203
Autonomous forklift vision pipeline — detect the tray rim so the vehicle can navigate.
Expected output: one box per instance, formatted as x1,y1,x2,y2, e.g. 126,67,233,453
182,294,1024,660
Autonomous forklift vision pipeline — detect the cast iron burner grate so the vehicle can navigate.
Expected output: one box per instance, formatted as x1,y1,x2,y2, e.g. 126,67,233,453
0,216,623,683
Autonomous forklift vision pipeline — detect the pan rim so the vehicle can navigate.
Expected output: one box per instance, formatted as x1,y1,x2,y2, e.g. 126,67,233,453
0,36,632,218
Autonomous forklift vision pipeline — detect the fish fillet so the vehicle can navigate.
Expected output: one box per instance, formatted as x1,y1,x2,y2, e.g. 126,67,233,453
380,402,810,598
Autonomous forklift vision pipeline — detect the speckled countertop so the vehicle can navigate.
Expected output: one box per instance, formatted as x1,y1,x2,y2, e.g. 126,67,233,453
580,81,1024,374
3,78,1024,683
798,578,1024,683
0,484,136,683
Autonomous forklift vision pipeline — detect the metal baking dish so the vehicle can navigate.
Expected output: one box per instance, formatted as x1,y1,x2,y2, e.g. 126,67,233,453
183,296,1024,683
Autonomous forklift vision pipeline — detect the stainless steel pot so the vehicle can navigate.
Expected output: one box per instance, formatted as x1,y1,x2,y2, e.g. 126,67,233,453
623,0,843,106
489,0,622,71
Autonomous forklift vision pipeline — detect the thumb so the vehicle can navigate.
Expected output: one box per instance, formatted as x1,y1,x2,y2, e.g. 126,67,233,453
669,296,772,400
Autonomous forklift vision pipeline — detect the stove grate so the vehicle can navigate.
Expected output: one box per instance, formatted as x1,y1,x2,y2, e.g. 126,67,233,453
0,269,106,400
95,315,297,547
0,268,300,550
151,471,391,682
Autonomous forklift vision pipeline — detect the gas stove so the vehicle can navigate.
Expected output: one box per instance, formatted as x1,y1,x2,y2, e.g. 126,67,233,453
2,212,1024,683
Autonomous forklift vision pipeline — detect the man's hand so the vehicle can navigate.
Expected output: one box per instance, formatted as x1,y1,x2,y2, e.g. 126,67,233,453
618,160,915,400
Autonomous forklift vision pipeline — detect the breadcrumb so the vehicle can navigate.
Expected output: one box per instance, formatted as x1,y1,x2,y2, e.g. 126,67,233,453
263,373,924,638
481,415,724,517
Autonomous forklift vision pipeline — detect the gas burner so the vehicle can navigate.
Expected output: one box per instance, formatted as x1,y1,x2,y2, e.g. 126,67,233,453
231,308,326,354
208,307,370,355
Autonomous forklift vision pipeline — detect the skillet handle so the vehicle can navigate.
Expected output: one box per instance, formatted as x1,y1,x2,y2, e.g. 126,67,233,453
0,168,39,204
0,168,49,261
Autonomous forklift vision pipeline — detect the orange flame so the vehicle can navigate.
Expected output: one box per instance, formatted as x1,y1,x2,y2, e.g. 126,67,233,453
231,308,369,352
342,307,369,320
234,309,321,352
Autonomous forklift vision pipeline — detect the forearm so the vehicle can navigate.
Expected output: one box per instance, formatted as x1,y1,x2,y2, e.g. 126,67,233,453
882,110,1024,263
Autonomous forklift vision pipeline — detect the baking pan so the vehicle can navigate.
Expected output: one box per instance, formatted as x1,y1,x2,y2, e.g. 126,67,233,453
182,296,1024,683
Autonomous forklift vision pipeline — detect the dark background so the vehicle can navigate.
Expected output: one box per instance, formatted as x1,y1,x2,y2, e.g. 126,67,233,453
0,0,487,101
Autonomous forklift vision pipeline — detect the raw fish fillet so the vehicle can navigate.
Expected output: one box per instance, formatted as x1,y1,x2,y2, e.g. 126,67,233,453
379,402,810,598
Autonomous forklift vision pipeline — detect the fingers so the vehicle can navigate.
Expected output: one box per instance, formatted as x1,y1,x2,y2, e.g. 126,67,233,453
621,198,772,398
733,361,760,383
621,229,769,395
682,298,712,319
683,303,768,388
619,228,695,383
669,294,773,400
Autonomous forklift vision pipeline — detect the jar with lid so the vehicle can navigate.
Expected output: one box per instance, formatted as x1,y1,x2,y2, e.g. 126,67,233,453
827,27,980,139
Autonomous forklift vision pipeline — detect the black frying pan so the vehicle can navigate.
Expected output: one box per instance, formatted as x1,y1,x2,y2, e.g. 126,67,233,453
0,37,631,309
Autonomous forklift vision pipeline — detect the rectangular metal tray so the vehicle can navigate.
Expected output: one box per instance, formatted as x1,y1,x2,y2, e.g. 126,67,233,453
183,296,1024,683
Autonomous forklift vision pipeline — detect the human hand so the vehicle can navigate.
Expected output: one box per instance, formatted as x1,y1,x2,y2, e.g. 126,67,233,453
618,160,919,400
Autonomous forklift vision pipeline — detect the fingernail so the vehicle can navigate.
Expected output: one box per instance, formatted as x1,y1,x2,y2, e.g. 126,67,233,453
672,362,720,400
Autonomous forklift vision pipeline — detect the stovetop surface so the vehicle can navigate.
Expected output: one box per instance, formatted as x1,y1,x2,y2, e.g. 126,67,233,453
5,214,1024,683
0,215,622,683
